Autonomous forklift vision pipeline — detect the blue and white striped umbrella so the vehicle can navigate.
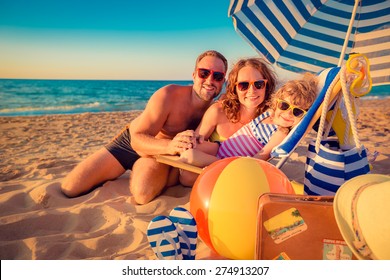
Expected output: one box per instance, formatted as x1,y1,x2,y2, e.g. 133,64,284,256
228,0,390,86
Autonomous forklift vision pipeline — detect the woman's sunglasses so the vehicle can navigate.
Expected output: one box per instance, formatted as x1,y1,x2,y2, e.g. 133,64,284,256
277,99,307,118
236,80,267,91
197,68,225,82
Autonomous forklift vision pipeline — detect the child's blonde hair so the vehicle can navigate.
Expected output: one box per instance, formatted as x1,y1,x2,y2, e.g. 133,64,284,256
269,72,318,111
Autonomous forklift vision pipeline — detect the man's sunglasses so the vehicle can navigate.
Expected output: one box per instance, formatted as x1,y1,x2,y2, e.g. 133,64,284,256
197,68,225,82
236,80,267,91
277,99,307,118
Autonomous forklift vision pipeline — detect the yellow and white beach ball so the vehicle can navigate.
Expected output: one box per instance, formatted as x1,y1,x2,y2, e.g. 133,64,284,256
190,157,294,260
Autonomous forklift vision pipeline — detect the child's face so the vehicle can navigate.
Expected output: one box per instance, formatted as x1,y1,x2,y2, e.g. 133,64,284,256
236,66,266,110
273,96,306,128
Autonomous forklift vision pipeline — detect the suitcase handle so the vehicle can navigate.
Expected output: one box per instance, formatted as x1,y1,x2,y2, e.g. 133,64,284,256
295,196,334,203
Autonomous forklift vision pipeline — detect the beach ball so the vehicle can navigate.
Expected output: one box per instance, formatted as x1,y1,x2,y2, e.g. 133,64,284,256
190,157,294,260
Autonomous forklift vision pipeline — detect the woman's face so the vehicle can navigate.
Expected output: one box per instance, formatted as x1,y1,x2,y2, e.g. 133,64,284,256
236,66,266,110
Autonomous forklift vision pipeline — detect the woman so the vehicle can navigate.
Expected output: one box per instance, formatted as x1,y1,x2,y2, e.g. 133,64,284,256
179,73,318,188
179,57,277,186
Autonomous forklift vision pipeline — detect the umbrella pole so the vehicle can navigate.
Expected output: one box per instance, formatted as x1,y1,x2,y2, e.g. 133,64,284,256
338,0,360,66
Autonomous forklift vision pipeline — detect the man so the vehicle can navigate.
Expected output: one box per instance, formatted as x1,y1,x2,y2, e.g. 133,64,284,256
61,50,228,204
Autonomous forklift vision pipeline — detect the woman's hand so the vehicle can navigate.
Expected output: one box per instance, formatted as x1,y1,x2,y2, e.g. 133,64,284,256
167,130,202,155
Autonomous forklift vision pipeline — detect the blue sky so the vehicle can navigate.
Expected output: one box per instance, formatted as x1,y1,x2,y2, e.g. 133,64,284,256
0,0,267,80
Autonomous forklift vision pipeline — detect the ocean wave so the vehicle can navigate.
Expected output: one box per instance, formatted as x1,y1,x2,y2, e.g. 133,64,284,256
0,102,101,114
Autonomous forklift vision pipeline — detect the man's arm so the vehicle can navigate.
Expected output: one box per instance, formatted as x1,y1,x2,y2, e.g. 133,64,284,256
130,86,196,156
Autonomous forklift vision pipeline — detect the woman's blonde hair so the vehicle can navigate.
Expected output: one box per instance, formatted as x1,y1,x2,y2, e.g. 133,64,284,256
221,57,277,123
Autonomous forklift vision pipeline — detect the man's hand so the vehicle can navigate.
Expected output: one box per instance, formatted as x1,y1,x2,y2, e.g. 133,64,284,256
167,130,203,155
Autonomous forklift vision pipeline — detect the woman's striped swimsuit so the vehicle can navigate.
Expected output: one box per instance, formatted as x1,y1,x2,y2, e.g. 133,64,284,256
217,111,278,159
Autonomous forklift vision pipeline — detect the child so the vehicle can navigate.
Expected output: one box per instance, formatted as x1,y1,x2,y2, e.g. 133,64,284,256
179,73,318,171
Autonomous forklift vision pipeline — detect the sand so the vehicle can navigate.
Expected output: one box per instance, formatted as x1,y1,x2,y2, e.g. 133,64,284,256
0,99,389,260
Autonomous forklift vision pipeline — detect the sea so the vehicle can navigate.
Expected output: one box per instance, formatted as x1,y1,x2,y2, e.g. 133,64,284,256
0,79,389,117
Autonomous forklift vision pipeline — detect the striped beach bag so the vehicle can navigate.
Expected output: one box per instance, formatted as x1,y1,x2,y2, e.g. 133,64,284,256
304,139,370,195
304,62,370,196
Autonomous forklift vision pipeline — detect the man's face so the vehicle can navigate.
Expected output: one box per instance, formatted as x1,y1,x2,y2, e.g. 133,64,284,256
192,55,226,102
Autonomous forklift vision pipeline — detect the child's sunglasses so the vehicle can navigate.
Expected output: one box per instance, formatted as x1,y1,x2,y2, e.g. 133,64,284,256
197,68,225,82
277,99,307,118
236,80,267,91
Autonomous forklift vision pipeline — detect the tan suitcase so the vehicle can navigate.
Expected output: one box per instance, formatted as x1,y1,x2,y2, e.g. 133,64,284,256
255,193,356,260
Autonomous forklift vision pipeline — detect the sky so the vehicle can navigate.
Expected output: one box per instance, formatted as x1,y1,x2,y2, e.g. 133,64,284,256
0,0,273,80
